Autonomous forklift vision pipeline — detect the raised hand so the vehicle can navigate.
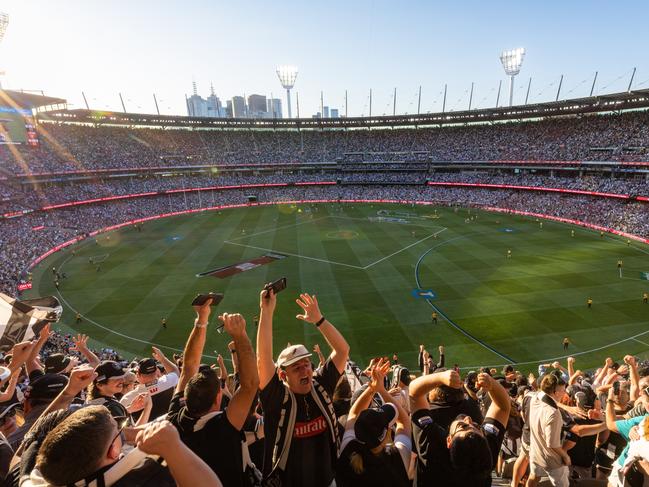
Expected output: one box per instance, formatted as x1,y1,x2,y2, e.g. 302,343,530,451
67,364,97,395
440,369,462,389
151,346,166,363
295,293,323,324
70,333,89,352
218,313,246,337
476,372,495,391
259,287,276,312
10,341,35,368
370,358,391,391
136,420,181,457
193,298,212,323
624,355,637,368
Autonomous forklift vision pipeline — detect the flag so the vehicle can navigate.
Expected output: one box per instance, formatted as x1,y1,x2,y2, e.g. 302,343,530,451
0,293,62,352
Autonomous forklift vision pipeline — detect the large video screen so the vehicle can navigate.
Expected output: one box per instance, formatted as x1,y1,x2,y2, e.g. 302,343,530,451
0,106,38,145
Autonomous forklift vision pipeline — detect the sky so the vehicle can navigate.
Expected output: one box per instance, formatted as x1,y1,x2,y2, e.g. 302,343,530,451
2,0,649,118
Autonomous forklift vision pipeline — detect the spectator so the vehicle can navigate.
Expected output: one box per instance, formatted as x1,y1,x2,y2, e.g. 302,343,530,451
409,369,511,487
29,405,222,487
337,358,412,487
527,373,571,487
120,347,179,421
256,289,350,486
167,299,259,486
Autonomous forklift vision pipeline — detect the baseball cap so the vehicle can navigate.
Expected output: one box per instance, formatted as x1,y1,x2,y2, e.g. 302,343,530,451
277,344,312,368
28,374,68,401
44,354,70,374
94,361,127,383
354,403,398,449
137,358,158,375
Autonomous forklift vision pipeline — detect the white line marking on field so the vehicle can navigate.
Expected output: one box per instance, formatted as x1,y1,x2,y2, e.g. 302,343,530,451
634,338,649,347
363,228,448,270
223,241,366,269
228,216,329,241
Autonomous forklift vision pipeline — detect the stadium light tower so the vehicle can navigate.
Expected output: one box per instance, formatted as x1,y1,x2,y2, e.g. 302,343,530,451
276,65,298,118
499,47,525,107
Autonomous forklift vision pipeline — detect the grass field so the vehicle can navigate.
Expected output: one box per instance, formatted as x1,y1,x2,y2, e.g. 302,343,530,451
27,203,649,374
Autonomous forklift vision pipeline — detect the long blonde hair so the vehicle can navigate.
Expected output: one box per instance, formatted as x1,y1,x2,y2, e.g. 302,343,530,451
349,431,393,474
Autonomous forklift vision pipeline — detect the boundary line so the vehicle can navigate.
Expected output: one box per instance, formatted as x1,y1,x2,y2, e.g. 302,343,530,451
414,235,517,364
55,254,222,361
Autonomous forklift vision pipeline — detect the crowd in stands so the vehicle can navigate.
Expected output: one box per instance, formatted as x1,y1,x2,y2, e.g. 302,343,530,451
1,171,647,215
1,111,649,174
0,284,647,486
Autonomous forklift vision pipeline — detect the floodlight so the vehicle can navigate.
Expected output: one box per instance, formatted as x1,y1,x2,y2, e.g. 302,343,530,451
499,47,526,106
0,13,8,44
276,65,298,118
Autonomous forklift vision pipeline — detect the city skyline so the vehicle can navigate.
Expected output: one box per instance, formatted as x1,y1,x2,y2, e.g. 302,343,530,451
1,1,649,118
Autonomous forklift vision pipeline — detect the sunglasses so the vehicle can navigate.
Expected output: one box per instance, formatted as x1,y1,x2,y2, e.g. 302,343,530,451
108,416,129,452
450,415,475,437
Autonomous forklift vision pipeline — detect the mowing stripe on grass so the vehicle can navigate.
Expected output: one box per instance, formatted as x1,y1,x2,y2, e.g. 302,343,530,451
415,235,517,364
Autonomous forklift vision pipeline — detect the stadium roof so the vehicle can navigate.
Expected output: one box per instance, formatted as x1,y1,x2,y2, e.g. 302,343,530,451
0,90,67,110
38,88,649,130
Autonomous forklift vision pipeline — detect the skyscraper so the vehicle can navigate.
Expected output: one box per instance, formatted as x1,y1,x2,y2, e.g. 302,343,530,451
247,94,267,117
206,83,225,118
267,98,282,118
231,96,247,118
187,81,208,117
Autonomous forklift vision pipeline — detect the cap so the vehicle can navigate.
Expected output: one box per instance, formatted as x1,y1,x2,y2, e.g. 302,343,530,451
44,354,70,374
28,374,68,401
354,403,398,448
0,402,20,420
95,361,127,383
137,358,158,375
277,344,312,368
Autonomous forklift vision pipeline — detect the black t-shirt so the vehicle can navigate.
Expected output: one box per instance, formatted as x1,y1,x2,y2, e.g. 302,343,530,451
167,392,244,487
259,359,341,486
568,417,600,467
427,397,483,430
411,409,505,487
0,434,13,480
336,441,409,487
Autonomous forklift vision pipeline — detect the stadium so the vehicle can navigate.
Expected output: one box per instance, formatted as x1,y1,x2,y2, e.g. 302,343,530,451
1,3,649,486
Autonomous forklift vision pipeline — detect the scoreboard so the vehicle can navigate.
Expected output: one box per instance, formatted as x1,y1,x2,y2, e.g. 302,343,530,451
0,105,38,145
